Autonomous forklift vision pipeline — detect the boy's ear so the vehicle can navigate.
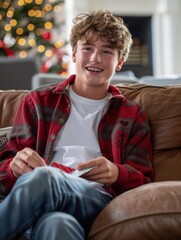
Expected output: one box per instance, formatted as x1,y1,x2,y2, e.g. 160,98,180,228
116,59,124,72
72,50,76,63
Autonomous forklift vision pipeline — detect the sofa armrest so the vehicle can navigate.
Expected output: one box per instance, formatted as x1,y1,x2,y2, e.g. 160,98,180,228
88,181,181,240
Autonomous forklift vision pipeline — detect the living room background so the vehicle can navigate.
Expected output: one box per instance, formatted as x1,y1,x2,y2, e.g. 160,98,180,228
64,0,181,77
0,0,181,78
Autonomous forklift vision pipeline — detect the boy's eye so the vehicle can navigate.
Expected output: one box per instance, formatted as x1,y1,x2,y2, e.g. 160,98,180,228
83,47,92,51
104,50,110,54
103,49,113,54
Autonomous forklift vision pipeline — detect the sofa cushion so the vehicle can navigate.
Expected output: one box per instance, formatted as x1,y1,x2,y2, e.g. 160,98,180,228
117,84,181,151
0,90,28,128
88,181,181,240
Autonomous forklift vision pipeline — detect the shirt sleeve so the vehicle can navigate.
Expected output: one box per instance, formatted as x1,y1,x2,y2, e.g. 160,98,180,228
107,104,154,197
0,94,37,196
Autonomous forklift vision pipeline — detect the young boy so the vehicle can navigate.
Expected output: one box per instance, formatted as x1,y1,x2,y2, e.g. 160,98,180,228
0,9,154,240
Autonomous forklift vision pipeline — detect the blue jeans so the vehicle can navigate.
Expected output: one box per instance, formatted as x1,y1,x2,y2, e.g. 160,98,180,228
0,166,112,240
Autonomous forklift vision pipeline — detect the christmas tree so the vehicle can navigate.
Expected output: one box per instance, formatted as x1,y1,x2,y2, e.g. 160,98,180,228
0,0,69,74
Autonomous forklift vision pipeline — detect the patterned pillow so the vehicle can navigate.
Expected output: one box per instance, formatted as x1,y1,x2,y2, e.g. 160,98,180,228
0,127,12,151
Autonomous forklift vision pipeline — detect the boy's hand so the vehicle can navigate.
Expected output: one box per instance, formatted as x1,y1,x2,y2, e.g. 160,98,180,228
10,147,46,178
77,156,119,185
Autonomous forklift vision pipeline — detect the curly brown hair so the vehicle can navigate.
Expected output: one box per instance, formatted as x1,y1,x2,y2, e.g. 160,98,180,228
70,9,133,61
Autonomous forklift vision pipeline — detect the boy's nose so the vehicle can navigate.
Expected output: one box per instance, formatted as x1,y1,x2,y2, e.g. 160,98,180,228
90,52,102,63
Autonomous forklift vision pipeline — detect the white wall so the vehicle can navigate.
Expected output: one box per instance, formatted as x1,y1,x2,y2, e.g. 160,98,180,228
65,0,181,76
152,0,181,76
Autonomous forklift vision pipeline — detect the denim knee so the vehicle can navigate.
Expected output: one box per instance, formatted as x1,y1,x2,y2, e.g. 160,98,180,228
14,166,61,203
32,166,59,180
20,166,60,189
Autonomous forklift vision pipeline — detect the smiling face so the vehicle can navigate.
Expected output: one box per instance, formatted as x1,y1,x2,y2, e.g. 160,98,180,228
72,33,123,99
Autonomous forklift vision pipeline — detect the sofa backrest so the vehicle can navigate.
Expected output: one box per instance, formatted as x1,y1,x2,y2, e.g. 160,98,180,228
0,90,28,128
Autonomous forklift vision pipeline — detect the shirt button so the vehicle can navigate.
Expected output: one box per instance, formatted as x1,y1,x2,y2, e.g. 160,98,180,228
59,118,64,124
50,134,56,140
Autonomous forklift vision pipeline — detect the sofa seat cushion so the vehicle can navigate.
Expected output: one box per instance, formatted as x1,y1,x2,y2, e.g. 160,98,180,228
88,181,181,240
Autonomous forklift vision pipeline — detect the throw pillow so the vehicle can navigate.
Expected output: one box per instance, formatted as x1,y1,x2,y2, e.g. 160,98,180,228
0,126,12,151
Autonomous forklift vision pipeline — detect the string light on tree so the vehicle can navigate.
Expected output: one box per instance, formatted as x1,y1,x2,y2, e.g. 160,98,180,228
0,0,68,74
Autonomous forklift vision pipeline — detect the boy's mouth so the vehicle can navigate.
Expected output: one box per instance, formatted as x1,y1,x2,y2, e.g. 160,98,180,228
86,67,103,72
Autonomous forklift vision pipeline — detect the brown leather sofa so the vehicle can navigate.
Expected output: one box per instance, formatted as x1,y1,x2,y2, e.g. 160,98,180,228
0,84,181,239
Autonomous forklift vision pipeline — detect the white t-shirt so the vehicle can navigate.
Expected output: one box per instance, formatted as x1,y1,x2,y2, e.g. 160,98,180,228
52,86,109,192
